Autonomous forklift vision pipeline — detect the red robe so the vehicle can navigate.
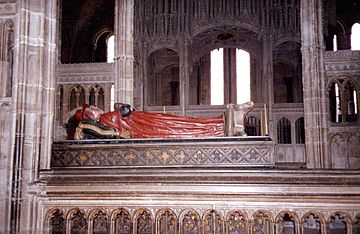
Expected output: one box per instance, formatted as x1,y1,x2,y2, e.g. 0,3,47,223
98,110,224,138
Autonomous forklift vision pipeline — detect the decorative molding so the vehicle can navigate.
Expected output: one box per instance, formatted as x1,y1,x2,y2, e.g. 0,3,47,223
56,63,115,84
57,63,114,72
325,51,360,76
325,50,360,60
57,75,114,84
44,206,360,234
51,138,275,168
325,63,360,72
0,3,16,15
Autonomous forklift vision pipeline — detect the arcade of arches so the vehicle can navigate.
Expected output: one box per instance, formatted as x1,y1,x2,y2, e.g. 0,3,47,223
0,0,360,233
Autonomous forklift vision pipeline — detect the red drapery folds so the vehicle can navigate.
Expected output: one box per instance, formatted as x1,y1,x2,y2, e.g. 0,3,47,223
99,109,224,138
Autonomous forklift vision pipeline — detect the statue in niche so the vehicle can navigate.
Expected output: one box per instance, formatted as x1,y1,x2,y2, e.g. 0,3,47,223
66,102,254,140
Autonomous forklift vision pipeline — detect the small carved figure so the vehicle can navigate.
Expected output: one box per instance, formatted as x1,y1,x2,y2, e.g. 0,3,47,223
225,101,254,136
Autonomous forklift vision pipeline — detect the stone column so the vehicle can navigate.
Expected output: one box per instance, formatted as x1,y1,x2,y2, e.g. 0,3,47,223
104,83,112,112
179,38,192,115
224,48,237,104
134,41,148,110
262,30,274,137
114,0,135,105
10,0,57,232
300,0,330,168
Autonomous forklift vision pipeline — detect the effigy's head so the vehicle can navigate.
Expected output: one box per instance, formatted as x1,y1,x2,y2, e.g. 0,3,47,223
114,103,134,117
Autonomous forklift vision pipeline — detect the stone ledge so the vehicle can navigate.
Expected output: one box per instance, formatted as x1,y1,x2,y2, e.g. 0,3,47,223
40,167,360,186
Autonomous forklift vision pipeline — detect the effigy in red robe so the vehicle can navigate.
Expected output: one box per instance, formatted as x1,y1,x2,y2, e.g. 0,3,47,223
98,109,224,138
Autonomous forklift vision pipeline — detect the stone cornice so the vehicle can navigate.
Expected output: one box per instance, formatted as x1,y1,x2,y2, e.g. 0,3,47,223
325,50,360,76
325,50,360,61
56,63,115,84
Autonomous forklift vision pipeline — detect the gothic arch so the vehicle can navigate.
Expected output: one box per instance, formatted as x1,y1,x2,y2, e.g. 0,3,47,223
226,210,249,234
147,45,179,57
277,117,292,144
89,208,110,233
192,22,260,39
66,208,88,234
327,77,359,123
110,208,133,233
155,208,177,234
301,211,325,234
274,37,301,47
275,211,300,234
327,212,353,233
1,19,14,60
146,48,180,106
334,18,351,50
133,208,154,234
89,84,105,109
0,19,14,97
251,210,274,234
335,18,347,37
179,208,201,234
192,25,261,60
69,85,86,111
45,208,66,234
92,28,114,63
92,27,113,47
202,209,224,233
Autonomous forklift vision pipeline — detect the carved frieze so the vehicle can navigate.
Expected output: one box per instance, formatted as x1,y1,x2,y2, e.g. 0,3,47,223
51,138,275,168
325,51,360,78
56,63,115,84
44,206,360,234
